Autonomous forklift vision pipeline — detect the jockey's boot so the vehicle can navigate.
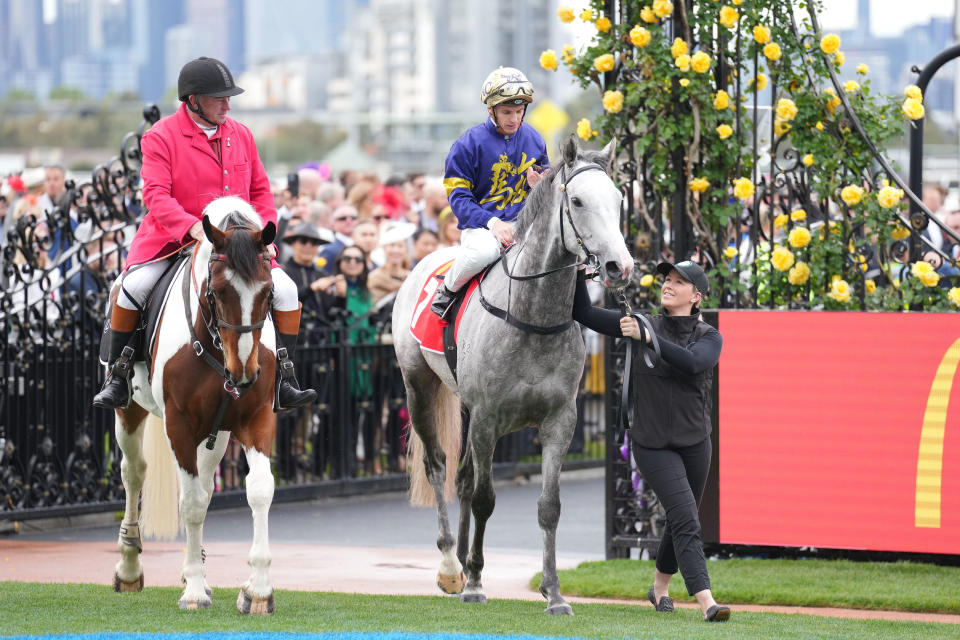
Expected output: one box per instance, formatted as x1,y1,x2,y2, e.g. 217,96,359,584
430,283,457,319
273,307,317,410
93,329,137,410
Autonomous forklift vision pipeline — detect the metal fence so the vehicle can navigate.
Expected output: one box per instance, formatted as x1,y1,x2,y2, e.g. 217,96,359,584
0,105,606,521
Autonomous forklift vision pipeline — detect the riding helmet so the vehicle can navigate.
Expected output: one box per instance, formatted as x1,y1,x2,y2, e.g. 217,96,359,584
178,57,244,101
481,67,534,108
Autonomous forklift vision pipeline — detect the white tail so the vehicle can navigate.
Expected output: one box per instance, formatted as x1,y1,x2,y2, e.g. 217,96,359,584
140,414,182,540
407,384,462,507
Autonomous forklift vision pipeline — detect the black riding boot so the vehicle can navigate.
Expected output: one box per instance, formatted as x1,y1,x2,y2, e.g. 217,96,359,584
431,283,456,318
277,333,317,410
93,329,136,410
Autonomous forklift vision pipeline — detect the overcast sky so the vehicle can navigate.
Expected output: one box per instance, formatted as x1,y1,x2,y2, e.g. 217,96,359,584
819,0,954,37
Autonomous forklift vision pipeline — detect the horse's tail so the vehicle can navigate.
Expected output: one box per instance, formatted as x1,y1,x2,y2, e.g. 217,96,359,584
407,384,462,507
140,414,182,540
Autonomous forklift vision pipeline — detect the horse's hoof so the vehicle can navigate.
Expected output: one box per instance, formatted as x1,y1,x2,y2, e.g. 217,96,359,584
545,603,574,616
113,571,144,593
437,571,465,594
460,592,487,604
237,588,274,615
178,594,212,610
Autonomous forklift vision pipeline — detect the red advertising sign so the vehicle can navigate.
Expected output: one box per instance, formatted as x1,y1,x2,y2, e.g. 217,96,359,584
718,311,960,554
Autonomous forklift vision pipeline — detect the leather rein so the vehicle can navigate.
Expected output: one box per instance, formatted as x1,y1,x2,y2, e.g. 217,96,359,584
478,162,606,335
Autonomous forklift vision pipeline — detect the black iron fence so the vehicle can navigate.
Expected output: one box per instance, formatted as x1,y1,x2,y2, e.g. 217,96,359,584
0,105,606,521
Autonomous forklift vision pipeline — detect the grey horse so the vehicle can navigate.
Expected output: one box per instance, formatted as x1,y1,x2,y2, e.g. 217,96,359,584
392,136,631,615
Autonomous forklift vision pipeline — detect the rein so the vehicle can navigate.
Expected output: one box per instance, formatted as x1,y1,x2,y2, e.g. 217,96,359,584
480,161,606,335
182,241,272,449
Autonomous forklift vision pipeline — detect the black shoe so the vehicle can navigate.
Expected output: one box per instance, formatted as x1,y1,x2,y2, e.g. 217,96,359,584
647,586,674,613
704,604,730,622
278,380,316,410
430,283,456,318
93,375,130,410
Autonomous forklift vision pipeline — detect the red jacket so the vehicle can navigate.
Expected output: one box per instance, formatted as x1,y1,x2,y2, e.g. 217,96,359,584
126,103,277,267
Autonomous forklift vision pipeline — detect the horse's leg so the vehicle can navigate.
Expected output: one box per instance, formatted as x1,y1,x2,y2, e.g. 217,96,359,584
113,404,149,592
406,377,463,594
170,413,213,610
236,414,276,615
536,413,576,615
461,420,496,604
184,429,230,599
454,439,474,569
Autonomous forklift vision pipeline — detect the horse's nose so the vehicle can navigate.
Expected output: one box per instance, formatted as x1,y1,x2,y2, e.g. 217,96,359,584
604,259,632,285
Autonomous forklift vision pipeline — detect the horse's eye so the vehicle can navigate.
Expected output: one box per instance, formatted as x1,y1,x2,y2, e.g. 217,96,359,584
571,197,583,207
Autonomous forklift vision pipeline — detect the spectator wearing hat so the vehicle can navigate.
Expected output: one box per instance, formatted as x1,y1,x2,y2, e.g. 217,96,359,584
280,222,339,335
368,223,415,303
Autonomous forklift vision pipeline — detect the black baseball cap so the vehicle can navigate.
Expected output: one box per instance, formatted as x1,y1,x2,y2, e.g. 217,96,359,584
656,260,710,295
178,57,244,101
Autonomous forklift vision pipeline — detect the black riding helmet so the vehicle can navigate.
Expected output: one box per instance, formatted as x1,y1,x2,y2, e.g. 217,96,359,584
178,57,243,127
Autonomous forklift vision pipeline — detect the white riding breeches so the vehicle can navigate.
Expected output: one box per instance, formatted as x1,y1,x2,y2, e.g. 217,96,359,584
444,227,502,292
116,258,299,312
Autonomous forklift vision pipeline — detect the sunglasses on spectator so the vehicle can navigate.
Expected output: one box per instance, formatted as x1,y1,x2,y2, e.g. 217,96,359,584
372,215,387,222
296,238,322,246
341,255,365,263
334,215,358,222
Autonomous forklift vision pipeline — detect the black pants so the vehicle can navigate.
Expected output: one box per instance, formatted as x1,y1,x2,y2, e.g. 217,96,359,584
632,437,712,595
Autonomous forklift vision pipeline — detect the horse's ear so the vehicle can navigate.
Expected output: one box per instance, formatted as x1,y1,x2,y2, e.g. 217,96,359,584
600,137,618,173
201,216,216,243
561,134,578,166
260,221,277,247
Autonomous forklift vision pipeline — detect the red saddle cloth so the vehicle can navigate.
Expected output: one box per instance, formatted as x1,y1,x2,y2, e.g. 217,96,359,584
410,260,481,354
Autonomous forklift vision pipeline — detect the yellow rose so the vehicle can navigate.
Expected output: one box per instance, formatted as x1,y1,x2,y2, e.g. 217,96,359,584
920,270,940,287
877,185,904,209
653,0,674,18
845,80,860,93
557,6,575,23
820,33,841,55
776,98,798,121
561,44,576,64
580,8,594,21
640,274,655,287
904,84,923,101
828,278,851,303
802,153,814,166
815,121,825,131
774,118,791,137
671,38,688,58
773,213,789,230
675,54,691,71
594,53,615,72
733,177,754,201
691,51,712,74
835,51,845,66
719,5,738,29
679,78,690,87
857,63,869,74
788,261,811,285
602,90,624,113
723,246,738,259
754,73,768,91
823,87,841,114
689,177,710,192
713,90,730,110
630,26,652,47
912,261,934,277
791,208,807,222
891,224,911,240
716,123,733,139
576,118,593,141
771,245,796,272
840,184,864,206
640,6,657,23
788,227,812,249
539,49,559,71
948,287,960,307
753,24,771,44
865,279,876,294
763,42,782,62
596,16,612,32
902,97,925,120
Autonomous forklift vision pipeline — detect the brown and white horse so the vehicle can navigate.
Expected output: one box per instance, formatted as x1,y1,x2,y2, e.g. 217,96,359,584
111,196,278,613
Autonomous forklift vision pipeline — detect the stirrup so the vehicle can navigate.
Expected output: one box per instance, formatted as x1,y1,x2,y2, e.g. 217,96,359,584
431,285,457,319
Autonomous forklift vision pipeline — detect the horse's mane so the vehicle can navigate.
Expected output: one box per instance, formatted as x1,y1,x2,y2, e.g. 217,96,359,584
202,197,265,285
513,150,608,240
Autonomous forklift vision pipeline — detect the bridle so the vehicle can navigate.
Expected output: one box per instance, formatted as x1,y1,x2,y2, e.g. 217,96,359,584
477,161,607,335
181,235,272,449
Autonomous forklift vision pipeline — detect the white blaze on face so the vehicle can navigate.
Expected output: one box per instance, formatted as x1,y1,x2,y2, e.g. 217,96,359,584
225,268,270,382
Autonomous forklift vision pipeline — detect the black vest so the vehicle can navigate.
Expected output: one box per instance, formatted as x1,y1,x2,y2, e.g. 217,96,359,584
629,313,716,449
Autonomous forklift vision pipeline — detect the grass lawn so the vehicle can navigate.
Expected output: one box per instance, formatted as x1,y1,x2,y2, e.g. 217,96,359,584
0,583,958,640
536,558,960,614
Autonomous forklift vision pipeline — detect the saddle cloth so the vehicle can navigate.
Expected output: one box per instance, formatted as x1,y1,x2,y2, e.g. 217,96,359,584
410,259,480,354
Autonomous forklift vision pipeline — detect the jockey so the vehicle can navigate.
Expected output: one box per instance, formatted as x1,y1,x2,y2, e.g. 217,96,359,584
93,56,317,411
430,66,549,318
